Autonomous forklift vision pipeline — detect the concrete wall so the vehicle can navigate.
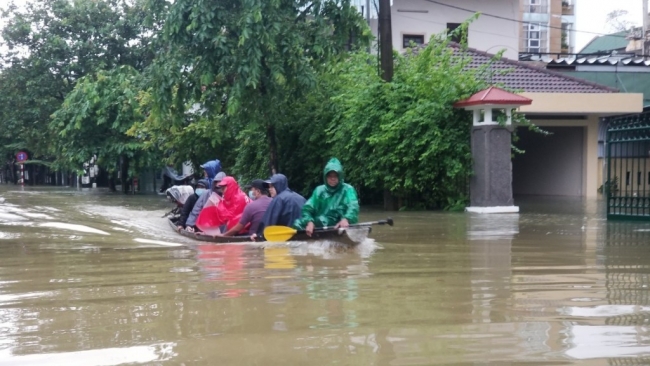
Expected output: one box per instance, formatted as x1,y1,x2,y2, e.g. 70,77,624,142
518,93,644,115
512,116,600,198
382,0,520,59
548,0,562,54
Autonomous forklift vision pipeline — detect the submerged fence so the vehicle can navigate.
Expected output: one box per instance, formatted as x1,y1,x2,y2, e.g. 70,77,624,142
606,111,650,220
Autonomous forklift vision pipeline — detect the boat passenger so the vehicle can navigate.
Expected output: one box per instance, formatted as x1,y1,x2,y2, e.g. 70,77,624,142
196,176,251,235
218,179,272,237
293,158,359,237
200,158,222,187
253,173,306,241
166,185,194,206
186,172,227,232
176,179,209,231
164,185,194,217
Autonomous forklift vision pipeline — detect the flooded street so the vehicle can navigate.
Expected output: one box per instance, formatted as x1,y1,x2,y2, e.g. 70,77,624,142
1,186,650,365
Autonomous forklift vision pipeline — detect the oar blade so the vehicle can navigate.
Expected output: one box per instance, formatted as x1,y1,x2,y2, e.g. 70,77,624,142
263,226,298,242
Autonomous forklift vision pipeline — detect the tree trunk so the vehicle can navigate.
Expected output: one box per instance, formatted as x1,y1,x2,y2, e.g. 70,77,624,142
109,171,117,192
121,156,130,194
9,160,16,184
383,188,399,211
267,123,278,175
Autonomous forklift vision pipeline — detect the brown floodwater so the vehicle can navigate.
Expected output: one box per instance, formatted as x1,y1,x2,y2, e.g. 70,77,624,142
1,186,650,365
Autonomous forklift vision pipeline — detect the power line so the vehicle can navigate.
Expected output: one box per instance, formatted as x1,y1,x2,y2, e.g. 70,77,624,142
420,0,631,39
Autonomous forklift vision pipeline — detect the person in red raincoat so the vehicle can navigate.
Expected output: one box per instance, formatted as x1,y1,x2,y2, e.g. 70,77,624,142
196,176,250,235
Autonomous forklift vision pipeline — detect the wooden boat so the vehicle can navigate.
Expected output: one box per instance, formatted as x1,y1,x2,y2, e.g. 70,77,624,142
167,217,370,246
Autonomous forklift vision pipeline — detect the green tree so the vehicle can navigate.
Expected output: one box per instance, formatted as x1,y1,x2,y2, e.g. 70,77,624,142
50,66,154,191
146,0,371,175
0,0,160,171
326,30,504,209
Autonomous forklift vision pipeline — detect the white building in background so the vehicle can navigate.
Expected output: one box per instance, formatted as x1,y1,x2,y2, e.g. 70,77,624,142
364,0,521,60
357,0,577,59
519,0,576,55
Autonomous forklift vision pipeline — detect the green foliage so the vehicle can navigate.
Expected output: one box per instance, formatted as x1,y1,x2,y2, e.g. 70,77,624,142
444,195,469,212
598,176,619,195
1,3,540,209
50,66,153,176
0,0,162,167
325,28,500,208
147,0,372,173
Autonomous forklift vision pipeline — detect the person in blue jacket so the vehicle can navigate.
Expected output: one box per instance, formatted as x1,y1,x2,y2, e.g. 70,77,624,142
254,173,306,241
200,159,222,187
185,171,227,232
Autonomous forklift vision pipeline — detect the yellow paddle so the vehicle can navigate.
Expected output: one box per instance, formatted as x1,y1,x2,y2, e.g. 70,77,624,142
263,218,393,242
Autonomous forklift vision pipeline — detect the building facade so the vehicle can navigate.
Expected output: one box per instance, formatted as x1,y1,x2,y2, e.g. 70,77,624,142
363,0,576,59
519,0,576,55
367,0,521,60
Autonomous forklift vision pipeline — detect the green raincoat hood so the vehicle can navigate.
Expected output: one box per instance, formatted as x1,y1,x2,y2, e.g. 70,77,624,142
323,158,344,193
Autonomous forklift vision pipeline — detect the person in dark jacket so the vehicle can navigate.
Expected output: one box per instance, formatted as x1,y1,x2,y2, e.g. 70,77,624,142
254,174,306,241
176,179,209,231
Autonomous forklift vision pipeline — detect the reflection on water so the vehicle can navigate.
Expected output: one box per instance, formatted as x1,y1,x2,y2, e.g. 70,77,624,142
2,187,650,364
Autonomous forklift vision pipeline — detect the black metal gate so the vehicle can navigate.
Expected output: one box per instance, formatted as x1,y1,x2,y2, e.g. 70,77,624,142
606,111,650,220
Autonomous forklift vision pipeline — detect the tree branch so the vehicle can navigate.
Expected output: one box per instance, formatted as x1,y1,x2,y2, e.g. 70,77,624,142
295,2,315,24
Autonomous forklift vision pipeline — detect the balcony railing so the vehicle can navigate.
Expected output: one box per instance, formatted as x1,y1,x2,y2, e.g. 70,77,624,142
526,4,548,14
561,1,574,15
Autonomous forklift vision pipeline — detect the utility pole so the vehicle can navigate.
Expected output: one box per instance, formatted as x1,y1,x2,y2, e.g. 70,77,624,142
643,0,648,56
378,0,396,210
366,0,370,25
378,0,393,81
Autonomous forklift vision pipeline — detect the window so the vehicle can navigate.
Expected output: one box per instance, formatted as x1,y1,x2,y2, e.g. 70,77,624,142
626,171,631,186
447,23,462,43
402,34,424,48
527,0,547,13
522,22,547,53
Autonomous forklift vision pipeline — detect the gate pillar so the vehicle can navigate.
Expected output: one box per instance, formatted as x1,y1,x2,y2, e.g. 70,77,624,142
454,87,532,214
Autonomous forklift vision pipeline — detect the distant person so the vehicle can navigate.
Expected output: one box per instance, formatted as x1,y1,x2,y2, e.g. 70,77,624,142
186,172,227,232
219,179,272,237
196,176,251,235
254,174,306,241
176,179,209,231
294,158,359,236
200,159,222,187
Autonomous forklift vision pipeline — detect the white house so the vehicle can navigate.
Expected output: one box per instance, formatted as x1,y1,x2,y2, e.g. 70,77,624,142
367,0,521,59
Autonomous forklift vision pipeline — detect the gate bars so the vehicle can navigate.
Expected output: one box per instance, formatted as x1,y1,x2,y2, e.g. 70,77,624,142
606,111,650,220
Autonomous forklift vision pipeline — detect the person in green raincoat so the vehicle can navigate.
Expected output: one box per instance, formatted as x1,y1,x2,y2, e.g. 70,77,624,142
294,158,359,236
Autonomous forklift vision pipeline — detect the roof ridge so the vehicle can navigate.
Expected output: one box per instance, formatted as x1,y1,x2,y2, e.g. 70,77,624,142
447,42,619,93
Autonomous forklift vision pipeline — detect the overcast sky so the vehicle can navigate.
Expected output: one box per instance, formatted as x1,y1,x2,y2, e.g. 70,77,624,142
0,0,647,55
575,0,644,50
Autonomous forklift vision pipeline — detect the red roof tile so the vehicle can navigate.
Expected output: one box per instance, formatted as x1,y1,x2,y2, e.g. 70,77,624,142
454,86,533,108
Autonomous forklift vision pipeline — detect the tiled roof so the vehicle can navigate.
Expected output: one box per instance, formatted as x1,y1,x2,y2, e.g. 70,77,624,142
454,86,533,108
579,31,630,54
446,43,618,93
